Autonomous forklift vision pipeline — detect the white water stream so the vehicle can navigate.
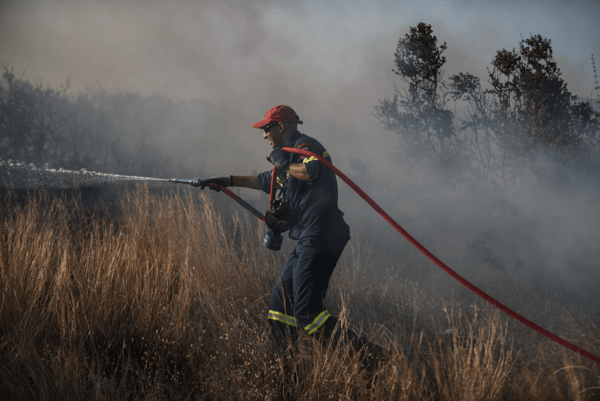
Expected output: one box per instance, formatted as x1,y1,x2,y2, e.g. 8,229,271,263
0,159,167,188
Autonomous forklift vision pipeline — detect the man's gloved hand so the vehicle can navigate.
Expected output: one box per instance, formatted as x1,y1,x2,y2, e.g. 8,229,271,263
267,148,290,171
196,176,232,192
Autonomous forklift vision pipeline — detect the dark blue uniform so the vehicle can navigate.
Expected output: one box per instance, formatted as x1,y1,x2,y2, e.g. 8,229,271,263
258,130,350,343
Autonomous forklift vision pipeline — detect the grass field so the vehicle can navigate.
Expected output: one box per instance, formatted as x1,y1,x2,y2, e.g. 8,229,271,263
1,187,599,400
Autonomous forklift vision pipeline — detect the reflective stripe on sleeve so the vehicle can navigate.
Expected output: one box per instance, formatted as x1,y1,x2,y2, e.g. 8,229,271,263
302,156,319,164
268,310,299,327
304,310,331,335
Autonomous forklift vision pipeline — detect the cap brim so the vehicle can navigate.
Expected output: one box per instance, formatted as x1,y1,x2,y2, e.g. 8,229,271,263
252,119,270,129
252,118,303,128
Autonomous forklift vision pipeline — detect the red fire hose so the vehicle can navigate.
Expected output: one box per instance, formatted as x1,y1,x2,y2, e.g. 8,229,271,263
216,186,265,223
216,148,600,364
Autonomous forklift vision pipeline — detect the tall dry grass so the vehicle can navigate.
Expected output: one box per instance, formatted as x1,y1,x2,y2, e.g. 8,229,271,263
0,186,599,400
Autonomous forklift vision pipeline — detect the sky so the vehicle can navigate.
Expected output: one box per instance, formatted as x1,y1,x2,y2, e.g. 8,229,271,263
1,0,600,302
2,0,599,118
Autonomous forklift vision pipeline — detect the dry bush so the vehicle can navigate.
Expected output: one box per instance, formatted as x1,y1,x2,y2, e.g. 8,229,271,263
0,187,599,400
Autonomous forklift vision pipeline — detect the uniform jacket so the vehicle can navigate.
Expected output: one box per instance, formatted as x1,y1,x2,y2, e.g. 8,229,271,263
258,130,350,243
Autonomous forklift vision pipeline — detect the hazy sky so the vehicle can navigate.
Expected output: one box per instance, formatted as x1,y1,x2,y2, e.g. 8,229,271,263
2,0,599,126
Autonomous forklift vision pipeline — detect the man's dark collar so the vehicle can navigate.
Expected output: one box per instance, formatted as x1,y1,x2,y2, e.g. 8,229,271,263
284,130,302,148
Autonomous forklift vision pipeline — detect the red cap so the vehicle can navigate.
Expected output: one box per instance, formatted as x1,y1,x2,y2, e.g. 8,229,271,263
252,105,303,128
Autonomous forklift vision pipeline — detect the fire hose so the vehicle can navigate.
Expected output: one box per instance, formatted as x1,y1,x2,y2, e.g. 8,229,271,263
171,148,600,364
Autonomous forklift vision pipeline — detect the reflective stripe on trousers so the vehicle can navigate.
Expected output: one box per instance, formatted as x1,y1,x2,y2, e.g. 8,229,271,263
268,310,331,335
268,310,298,327
304,310,331,334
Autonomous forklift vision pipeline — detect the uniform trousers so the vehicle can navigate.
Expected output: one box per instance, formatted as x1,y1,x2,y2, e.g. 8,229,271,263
268,233,349,346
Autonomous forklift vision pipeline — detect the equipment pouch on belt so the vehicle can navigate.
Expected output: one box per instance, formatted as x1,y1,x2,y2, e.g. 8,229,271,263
265,196,296,233
265,210,292,233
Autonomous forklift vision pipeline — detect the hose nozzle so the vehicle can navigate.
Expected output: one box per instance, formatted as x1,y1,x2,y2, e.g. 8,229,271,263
169,178,201,187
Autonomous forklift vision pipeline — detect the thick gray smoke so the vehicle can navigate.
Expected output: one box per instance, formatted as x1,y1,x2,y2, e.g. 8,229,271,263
1,0,599,314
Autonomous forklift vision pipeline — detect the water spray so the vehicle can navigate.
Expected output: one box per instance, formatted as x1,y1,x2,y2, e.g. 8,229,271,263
1,159,168,188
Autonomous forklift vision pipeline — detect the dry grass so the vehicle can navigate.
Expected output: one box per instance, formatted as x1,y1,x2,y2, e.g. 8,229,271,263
0,186,599,400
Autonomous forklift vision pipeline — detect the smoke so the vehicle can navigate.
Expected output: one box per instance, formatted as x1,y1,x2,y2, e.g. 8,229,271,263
1,0,599,314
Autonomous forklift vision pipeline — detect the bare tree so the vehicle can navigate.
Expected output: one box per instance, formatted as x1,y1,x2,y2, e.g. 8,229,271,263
374,23,465,185
0,66,70,164
375,26,600,190
0,67,175,179
450,35,600,187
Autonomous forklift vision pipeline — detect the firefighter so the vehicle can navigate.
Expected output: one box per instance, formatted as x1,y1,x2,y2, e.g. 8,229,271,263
200,105,358,349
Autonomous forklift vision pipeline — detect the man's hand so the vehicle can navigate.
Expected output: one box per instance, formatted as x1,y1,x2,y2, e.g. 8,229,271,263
267,148,290,171
197,176,232,192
